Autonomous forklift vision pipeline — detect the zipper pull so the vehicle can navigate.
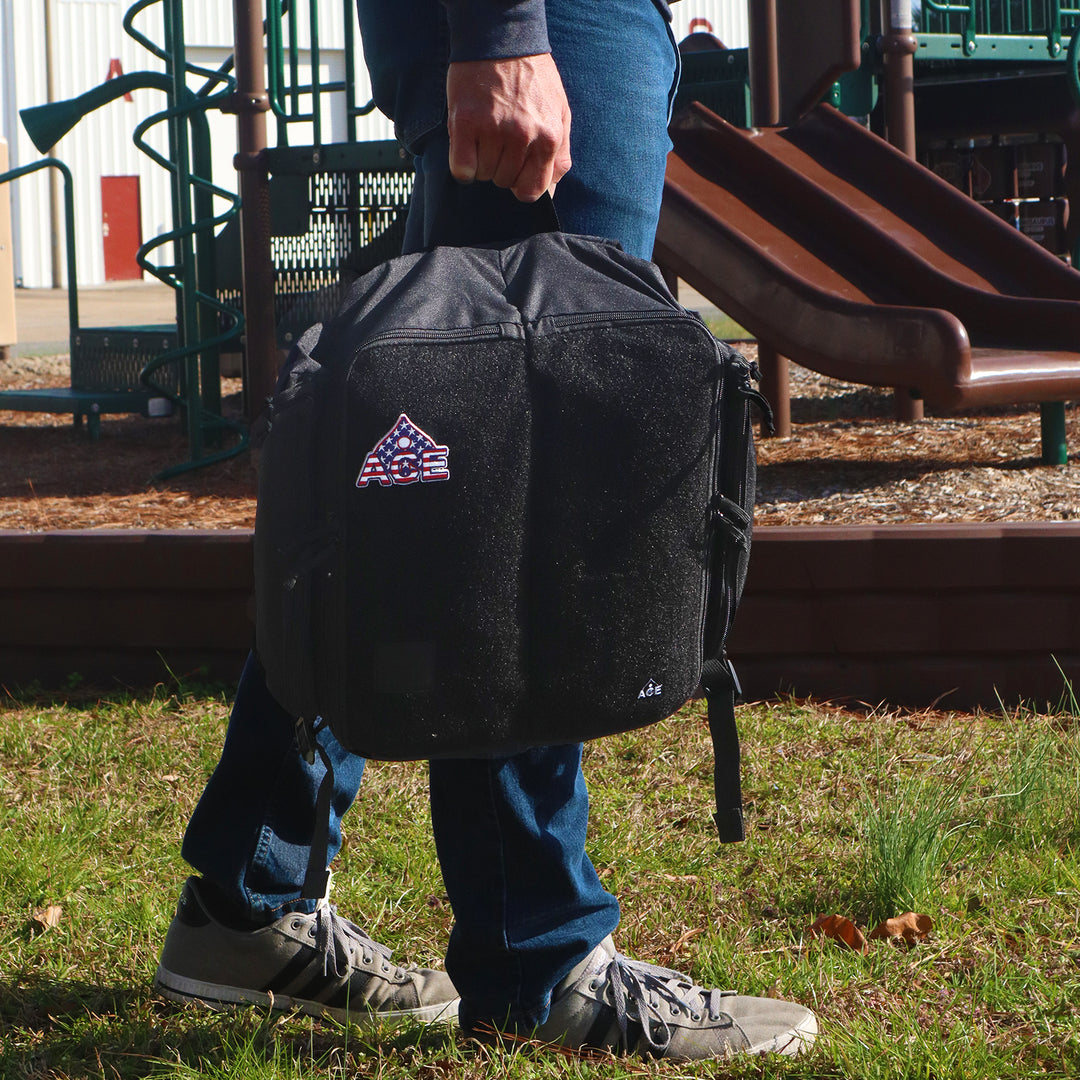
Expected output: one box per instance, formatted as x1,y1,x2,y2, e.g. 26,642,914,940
743,386,775,435
295,716,318,765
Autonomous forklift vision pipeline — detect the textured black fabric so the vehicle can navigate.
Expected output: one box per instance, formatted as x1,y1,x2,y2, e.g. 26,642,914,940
254,231,757,763
525,319,714,742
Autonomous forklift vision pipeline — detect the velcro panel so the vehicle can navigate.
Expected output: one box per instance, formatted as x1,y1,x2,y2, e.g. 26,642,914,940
526,317,718,740
332,337,530,758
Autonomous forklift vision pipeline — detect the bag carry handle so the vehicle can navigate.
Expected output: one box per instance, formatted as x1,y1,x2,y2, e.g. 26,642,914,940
427,175,561,249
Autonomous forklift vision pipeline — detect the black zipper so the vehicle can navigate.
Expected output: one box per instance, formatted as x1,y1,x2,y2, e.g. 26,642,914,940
547,309,689,330
356,324,506,354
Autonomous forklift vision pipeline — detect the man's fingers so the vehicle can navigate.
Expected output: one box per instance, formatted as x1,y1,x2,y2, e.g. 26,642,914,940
474,134,509,185
509,97,571,201
469,110,571,202
506,144,555,202
552,101,572,184
519,109,571,201
448,130,479,185
446,54,571,202
450,123,557,202
492,125,552,198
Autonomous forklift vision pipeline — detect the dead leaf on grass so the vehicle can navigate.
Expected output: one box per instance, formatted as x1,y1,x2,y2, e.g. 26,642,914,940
671,926,704,952
806,913,869,954
30,904,62,933
868,912,933,946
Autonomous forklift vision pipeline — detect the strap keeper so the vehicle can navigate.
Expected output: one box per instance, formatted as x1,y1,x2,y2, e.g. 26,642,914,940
298,716,335,900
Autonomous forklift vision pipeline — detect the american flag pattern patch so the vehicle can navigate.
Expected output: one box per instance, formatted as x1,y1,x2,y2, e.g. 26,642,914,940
356,413,450,488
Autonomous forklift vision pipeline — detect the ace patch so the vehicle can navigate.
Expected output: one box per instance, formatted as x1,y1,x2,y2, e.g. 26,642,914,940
356,414,450,488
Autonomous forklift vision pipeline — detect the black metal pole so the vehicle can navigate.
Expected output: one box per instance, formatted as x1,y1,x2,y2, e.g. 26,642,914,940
230,0,280,420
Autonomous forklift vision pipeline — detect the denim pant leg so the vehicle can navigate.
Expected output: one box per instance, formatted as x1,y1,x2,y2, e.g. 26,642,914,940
390,136,629,1027
181,652,366,919
546,0,680,260
413,0,679,1026
397,0,679,262
430,747,618,1031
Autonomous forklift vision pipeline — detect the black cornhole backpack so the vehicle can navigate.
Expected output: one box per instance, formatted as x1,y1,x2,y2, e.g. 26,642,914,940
253,227,769,896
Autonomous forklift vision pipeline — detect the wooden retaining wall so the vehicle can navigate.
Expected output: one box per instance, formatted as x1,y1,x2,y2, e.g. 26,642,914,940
735,524,1080,710
2,524,1078,709
0,530,255,691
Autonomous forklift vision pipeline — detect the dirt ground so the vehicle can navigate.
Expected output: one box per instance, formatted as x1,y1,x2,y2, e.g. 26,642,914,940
0,347,1077,530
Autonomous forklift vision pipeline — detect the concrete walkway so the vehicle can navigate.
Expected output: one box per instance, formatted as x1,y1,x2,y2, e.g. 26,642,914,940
2,277,729,360
6,281,177,357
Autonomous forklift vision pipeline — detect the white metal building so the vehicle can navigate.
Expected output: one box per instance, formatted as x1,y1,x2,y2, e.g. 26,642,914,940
670,0,749,47
0,0,748,289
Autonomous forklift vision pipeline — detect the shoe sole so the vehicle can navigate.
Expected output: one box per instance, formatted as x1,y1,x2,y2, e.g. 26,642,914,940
154,965,460,1027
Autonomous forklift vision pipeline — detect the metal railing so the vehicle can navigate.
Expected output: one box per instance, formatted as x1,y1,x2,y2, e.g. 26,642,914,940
7,0,247,474
918,0,1080,58
264,0,375,147
120,0,247,476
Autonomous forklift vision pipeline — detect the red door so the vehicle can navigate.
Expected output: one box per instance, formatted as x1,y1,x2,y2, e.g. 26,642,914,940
101,175,142,281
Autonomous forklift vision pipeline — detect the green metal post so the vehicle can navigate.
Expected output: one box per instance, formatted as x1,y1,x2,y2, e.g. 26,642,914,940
1050,0,1064,55
266,0,288,146
311,0,323,145
0,159,77,331
289,1,301,128
161,0,204,463
1041,402,1069,464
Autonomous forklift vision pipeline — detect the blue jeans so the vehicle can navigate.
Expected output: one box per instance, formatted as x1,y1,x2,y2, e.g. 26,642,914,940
183,0,679,1030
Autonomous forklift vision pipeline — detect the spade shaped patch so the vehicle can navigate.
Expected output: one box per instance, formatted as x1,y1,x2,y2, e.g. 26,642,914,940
356,414,450,488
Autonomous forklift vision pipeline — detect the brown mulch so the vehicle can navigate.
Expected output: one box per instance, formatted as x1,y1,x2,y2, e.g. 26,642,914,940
751,349,1080,526
1,347,1078,530
0,355,256,530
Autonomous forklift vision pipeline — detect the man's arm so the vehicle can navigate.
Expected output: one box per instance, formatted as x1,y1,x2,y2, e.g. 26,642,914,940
438,1,570,202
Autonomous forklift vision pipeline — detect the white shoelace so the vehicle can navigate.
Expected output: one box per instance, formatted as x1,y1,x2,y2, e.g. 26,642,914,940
311,902,402,981
600,952,729,1054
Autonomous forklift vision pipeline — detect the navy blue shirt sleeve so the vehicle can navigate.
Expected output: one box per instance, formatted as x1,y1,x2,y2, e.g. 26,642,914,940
440,0,551,62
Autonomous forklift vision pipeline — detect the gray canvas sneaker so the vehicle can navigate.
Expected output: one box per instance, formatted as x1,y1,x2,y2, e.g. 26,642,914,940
155,877,459,1026
530,936,817,1060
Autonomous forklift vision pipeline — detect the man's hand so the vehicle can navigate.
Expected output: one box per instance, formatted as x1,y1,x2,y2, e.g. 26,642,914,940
446,53,572,202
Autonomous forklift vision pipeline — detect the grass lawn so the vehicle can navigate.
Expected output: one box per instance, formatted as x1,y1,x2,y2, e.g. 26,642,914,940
1,679,1078,1078
702,313,751,342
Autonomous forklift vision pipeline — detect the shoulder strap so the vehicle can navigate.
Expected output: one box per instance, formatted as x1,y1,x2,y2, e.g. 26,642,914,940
701,656,746,843
296,716,335,900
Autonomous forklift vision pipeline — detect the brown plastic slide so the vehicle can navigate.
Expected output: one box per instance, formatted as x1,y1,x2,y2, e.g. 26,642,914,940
656,102,1080,411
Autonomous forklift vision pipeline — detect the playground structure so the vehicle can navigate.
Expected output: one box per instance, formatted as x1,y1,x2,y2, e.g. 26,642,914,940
0,1,245,475
1,0,1079,472
223,0,415,415
658,100,1080,402
658,0,1080,464
217,0,1080,469
0,0,413,475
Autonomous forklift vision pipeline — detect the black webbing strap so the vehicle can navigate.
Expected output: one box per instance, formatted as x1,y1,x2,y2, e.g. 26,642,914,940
428,179,561,249
296,716,334,900
700,656,746,843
